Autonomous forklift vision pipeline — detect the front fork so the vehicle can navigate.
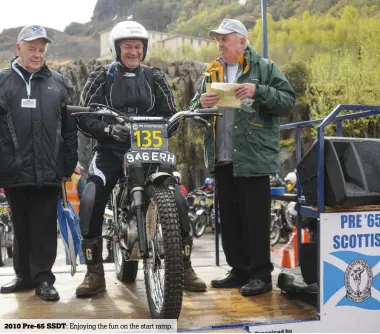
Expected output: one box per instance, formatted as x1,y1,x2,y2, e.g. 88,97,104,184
131,187,148,258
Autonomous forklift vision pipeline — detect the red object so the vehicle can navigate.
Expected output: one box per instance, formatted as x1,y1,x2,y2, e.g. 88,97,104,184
180,184,188,197
293,227,299,267
282,249,292,268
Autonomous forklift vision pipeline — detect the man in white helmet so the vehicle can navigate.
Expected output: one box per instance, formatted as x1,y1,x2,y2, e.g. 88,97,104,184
76,21,206,297
284,171,297,193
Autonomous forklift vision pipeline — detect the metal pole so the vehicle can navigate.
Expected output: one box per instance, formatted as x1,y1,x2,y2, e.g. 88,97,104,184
261,0,268,58
214,177,220,266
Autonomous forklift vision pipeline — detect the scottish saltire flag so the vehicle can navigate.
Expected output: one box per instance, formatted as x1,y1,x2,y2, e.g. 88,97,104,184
324,251,380,310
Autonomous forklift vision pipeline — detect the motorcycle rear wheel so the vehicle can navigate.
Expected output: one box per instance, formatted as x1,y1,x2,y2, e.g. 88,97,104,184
0,231,6,266
114,241,139,283
144,184,183,319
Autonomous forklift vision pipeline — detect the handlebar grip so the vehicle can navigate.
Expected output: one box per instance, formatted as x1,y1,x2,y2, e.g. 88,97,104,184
67,105,90,114
197,107,219,113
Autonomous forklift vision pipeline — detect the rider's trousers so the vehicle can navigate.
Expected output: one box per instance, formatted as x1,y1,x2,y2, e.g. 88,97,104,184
80,150,190,239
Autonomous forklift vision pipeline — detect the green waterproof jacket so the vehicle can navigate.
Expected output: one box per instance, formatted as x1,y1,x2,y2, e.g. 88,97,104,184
190,46,296,177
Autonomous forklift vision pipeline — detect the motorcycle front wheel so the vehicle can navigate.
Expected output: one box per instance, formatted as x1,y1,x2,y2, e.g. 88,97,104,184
270,214,281,247
144,184,183,319
194,213,207,238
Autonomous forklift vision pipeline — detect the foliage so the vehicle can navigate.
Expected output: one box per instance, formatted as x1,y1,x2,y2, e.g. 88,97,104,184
282,61,311,97
0,60,8,69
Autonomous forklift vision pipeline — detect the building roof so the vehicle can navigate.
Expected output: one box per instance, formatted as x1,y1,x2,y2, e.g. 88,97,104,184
99,27,212,42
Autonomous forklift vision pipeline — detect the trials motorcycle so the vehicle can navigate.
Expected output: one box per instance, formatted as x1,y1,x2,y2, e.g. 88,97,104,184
69,103,220,319
188,190,214,238
0,190,13,266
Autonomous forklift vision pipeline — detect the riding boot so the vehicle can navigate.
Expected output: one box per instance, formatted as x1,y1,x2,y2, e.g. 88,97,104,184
183,236,207,292
76,237,106,297
103,240,114,263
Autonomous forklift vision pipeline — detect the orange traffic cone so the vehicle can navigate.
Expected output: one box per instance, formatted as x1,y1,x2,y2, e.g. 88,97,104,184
303,230,310,243
281,249,291,268
293,227,299,267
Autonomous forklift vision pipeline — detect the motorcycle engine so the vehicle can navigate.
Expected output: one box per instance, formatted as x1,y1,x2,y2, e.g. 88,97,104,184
119,212,138,250
285,202,297,228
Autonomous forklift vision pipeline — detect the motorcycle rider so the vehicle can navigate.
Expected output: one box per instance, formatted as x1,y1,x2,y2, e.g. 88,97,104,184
173,171,188,197
198,178,214,193
75,20,206,297
284,171,297,194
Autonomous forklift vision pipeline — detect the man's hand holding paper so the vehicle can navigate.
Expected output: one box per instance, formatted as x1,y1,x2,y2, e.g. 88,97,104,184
235,83,256,99
203,82,256,108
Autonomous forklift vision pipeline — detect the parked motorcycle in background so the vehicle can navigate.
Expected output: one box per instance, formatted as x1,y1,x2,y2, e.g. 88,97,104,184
188,190,214,238
270,172,297,247
0,189,13,266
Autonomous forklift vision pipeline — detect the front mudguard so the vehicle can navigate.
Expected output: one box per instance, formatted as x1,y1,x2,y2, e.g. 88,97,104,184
145,172,176,188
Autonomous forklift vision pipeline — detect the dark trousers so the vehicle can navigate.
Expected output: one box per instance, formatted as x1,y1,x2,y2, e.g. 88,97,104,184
215,163,273,279
5,186,60,285
81,150,190,238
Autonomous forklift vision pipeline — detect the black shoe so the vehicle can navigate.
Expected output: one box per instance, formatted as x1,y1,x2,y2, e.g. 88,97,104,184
35,282,60,301
240,278,272,296
1,277,36,293
211,270,248,288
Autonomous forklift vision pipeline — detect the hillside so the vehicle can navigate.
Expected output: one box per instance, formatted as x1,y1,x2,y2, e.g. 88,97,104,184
0,0,379,61
0,27,99,62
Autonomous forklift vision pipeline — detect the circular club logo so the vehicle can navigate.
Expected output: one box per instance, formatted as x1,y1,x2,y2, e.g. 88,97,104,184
132,124,138,130
345,259,372,303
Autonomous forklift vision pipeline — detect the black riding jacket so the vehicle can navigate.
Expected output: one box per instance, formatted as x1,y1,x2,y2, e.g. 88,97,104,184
78,62,176,153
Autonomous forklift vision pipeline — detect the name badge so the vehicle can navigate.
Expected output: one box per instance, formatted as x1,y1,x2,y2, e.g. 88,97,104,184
21,99,37,108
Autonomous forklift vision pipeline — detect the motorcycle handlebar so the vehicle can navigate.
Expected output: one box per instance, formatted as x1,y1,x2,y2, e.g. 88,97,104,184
68,104,222,131
67,105,90,113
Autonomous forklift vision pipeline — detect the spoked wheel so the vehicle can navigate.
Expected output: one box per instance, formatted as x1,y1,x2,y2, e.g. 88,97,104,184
0,230,7,267
270,214,281,247
111,187,139,283
188,212,195,237
114,241,139,283
144,184,183,319
194,214,207,238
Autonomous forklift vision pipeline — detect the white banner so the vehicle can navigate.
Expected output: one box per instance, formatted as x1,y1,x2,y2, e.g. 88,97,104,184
248,211,380,333
0,319,177,333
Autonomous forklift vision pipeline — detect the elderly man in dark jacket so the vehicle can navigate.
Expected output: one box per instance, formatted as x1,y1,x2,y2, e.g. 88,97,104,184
190,19,296,296
0,25,77,301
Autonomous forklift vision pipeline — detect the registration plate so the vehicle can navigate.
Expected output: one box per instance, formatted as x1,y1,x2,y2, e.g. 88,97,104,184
131,123,167,151
125,151,176,165
205,198,213,205
273,201,281,209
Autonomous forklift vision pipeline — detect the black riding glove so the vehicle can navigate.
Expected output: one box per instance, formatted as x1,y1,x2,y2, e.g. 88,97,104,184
110,124,130,142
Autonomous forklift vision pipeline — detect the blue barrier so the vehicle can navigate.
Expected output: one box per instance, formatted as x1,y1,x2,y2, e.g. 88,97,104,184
214,104,380,266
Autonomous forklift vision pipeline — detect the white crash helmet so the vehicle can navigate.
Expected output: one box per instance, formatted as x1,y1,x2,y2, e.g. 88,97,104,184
109,20,149,61
284,171,297,184
173,171,182,184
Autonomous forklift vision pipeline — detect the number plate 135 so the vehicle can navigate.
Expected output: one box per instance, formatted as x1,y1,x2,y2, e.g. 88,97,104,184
131,123,168,151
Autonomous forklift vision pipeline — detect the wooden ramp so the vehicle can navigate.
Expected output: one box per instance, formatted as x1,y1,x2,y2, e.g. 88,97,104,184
0,264,317,332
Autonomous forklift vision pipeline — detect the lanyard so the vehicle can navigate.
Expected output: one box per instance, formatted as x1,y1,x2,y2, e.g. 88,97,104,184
11,59,37,99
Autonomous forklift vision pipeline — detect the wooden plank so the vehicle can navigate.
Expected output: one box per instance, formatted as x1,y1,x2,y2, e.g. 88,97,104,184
324,205,380,212
0,268,317,330
272,194,297,201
